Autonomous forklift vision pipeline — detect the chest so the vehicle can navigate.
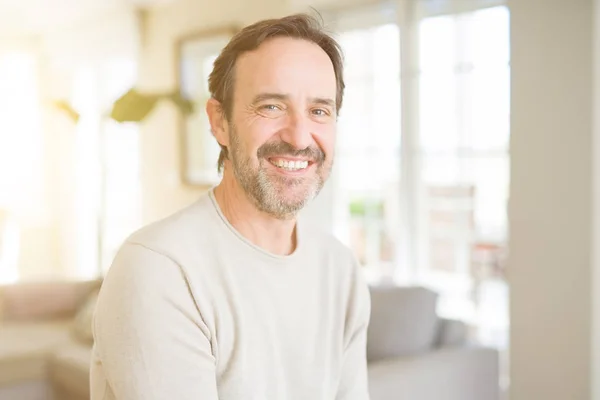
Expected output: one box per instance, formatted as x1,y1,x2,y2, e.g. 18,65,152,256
203,257,347,399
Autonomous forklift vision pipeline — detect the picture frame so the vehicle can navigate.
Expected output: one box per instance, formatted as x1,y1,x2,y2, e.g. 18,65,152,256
176,26,238,186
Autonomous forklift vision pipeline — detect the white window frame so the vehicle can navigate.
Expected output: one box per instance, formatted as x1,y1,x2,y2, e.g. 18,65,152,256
409,1,510,291
319,0,509,285
321,2,401,280
401,0,509,280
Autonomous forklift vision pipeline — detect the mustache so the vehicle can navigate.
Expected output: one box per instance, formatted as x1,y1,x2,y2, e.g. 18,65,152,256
257,141,325,164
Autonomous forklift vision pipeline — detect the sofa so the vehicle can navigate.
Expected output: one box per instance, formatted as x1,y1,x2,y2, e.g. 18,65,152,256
0,280,499,400
0,279,100,400
366,284,500,400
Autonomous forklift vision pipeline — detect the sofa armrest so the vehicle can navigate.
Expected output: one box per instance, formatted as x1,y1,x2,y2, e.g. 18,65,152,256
436,318,469,348
0,279,101,322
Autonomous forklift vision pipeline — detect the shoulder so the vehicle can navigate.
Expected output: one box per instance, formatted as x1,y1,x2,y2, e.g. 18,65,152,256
124,192,217,259
300,220,362,278
300,223,371,328
100,192,220,289
97,203,209,323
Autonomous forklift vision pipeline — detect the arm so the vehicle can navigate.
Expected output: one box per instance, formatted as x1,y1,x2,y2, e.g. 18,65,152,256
336,260,372,400
92,242,218,399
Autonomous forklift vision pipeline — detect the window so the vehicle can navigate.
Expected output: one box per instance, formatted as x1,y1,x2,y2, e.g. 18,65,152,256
70,59,141,278
327,3,510,350
329,8,402,281
416,6,510,348
98,60,141,274
0,51,43,283
71,65,102,279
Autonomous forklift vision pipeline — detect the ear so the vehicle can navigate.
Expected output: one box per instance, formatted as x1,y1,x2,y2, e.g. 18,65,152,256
206,98,230,147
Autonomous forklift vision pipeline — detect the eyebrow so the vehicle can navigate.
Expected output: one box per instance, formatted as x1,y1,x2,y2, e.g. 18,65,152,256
251,92,336,108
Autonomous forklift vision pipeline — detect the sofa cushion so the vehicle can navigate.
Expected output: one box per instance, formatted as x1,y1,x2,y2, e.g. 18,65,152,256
71,288,99,344
367,285,439,362
0,320,72,385
48,342,92,398
436,318,469,348
0,280,101,322
368,347,500,400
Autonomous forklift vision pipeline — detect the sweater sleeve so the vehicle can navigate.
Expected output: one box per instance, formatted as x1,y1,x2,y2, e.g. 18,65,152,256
336,258,372,400
91,242,218,400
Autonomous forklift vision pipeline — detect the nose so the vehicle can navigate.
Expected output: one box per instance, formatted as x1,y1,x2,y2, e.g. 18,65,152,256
279,111,313,150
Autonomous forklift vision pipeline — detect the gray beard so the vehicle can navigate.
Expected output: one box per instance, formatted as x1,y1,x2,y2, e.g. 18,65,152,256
227,127,330,220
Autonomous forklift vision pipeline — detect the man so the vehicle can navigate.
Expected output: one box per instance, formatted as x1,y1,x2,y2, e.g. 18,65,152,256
90,13,371,400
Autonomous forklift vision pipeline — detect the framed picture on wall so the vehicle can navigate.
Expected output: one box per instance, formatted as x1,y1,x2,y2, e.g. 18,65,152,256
176,26,238,186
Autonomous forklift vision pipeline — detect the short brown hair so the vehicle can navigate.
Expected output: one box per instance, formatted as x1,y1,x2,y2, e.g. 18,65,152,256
208,12,345,173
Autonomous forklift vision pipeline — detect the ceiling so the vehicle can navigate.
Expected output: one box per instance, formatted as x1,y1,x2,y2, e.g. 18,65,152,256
0,0,173,38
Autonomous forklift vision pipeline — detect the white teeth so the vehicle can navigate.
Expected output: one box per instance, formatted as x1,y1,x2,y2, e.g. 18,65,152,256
271,159,309,171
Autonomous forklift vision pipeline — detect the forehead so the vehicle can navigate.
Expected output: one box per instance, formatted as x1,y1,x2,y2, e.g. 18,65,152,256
233,37,337,101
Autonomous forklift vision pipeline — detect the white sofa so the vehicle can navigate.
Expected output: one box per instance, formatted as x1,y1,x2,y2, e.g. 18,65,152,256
366,284,500,400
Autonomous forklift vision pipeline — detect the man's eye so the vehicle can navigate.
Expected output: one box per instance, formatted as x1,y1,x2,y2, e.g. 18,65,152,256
261,104,281,111
312,108,329,116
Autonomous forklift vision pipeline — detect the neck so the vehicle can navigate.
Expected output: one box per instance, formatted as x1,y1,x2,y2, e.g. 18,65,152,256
213,170,298,256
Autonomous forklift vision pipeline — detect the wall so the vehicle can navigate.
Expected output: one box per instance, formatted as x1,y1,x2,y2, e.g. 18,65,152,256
593,0,600,397
508,0,596,398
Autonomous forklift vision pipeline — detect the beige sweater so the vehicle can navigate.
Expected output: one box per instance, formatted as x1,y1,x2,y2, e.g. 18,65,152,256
90,189,371,400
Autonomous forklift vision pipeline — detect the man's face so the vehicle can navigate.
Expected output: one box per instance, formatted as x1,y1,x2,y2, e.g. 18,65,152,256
225,37,338,219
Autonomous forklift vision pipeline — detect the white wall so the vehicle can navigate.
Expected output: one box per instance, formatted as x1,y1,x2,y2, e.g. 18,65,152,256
593,0,600,397
508,0,596,398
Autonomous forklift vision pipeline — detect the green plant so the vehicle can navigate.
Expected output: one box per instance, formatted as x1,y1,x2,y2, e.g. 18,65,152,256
52,87,195,123
348,198,384,217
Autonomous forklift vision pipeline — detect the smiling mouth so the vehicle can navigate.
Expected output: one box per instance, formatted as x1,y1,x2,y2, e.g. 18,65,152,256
268,158,311,172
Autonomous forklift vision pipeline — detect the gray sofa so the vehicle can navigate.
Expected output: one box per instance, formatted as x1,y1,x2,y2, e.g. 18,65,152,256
366,284,500,400
0,279,100,400
0,281,499,400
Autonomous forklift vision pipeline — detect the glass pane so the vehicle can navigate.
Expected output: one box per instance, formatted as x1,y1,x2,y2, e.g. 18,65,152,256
0,52,41,283
338,79,371,152
373,24,401,78
419,15,456,73
465,6,510,68
468,66,510,151
102,121,141,272
419,155,508,268
334,22,401,276
420,153,461,184
338,30,373,80
468,156,509,239
0,53,43,219
100,60,141,273
71,65,101,279
419,71,459,151
417,7,510,353
373,77,401,151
